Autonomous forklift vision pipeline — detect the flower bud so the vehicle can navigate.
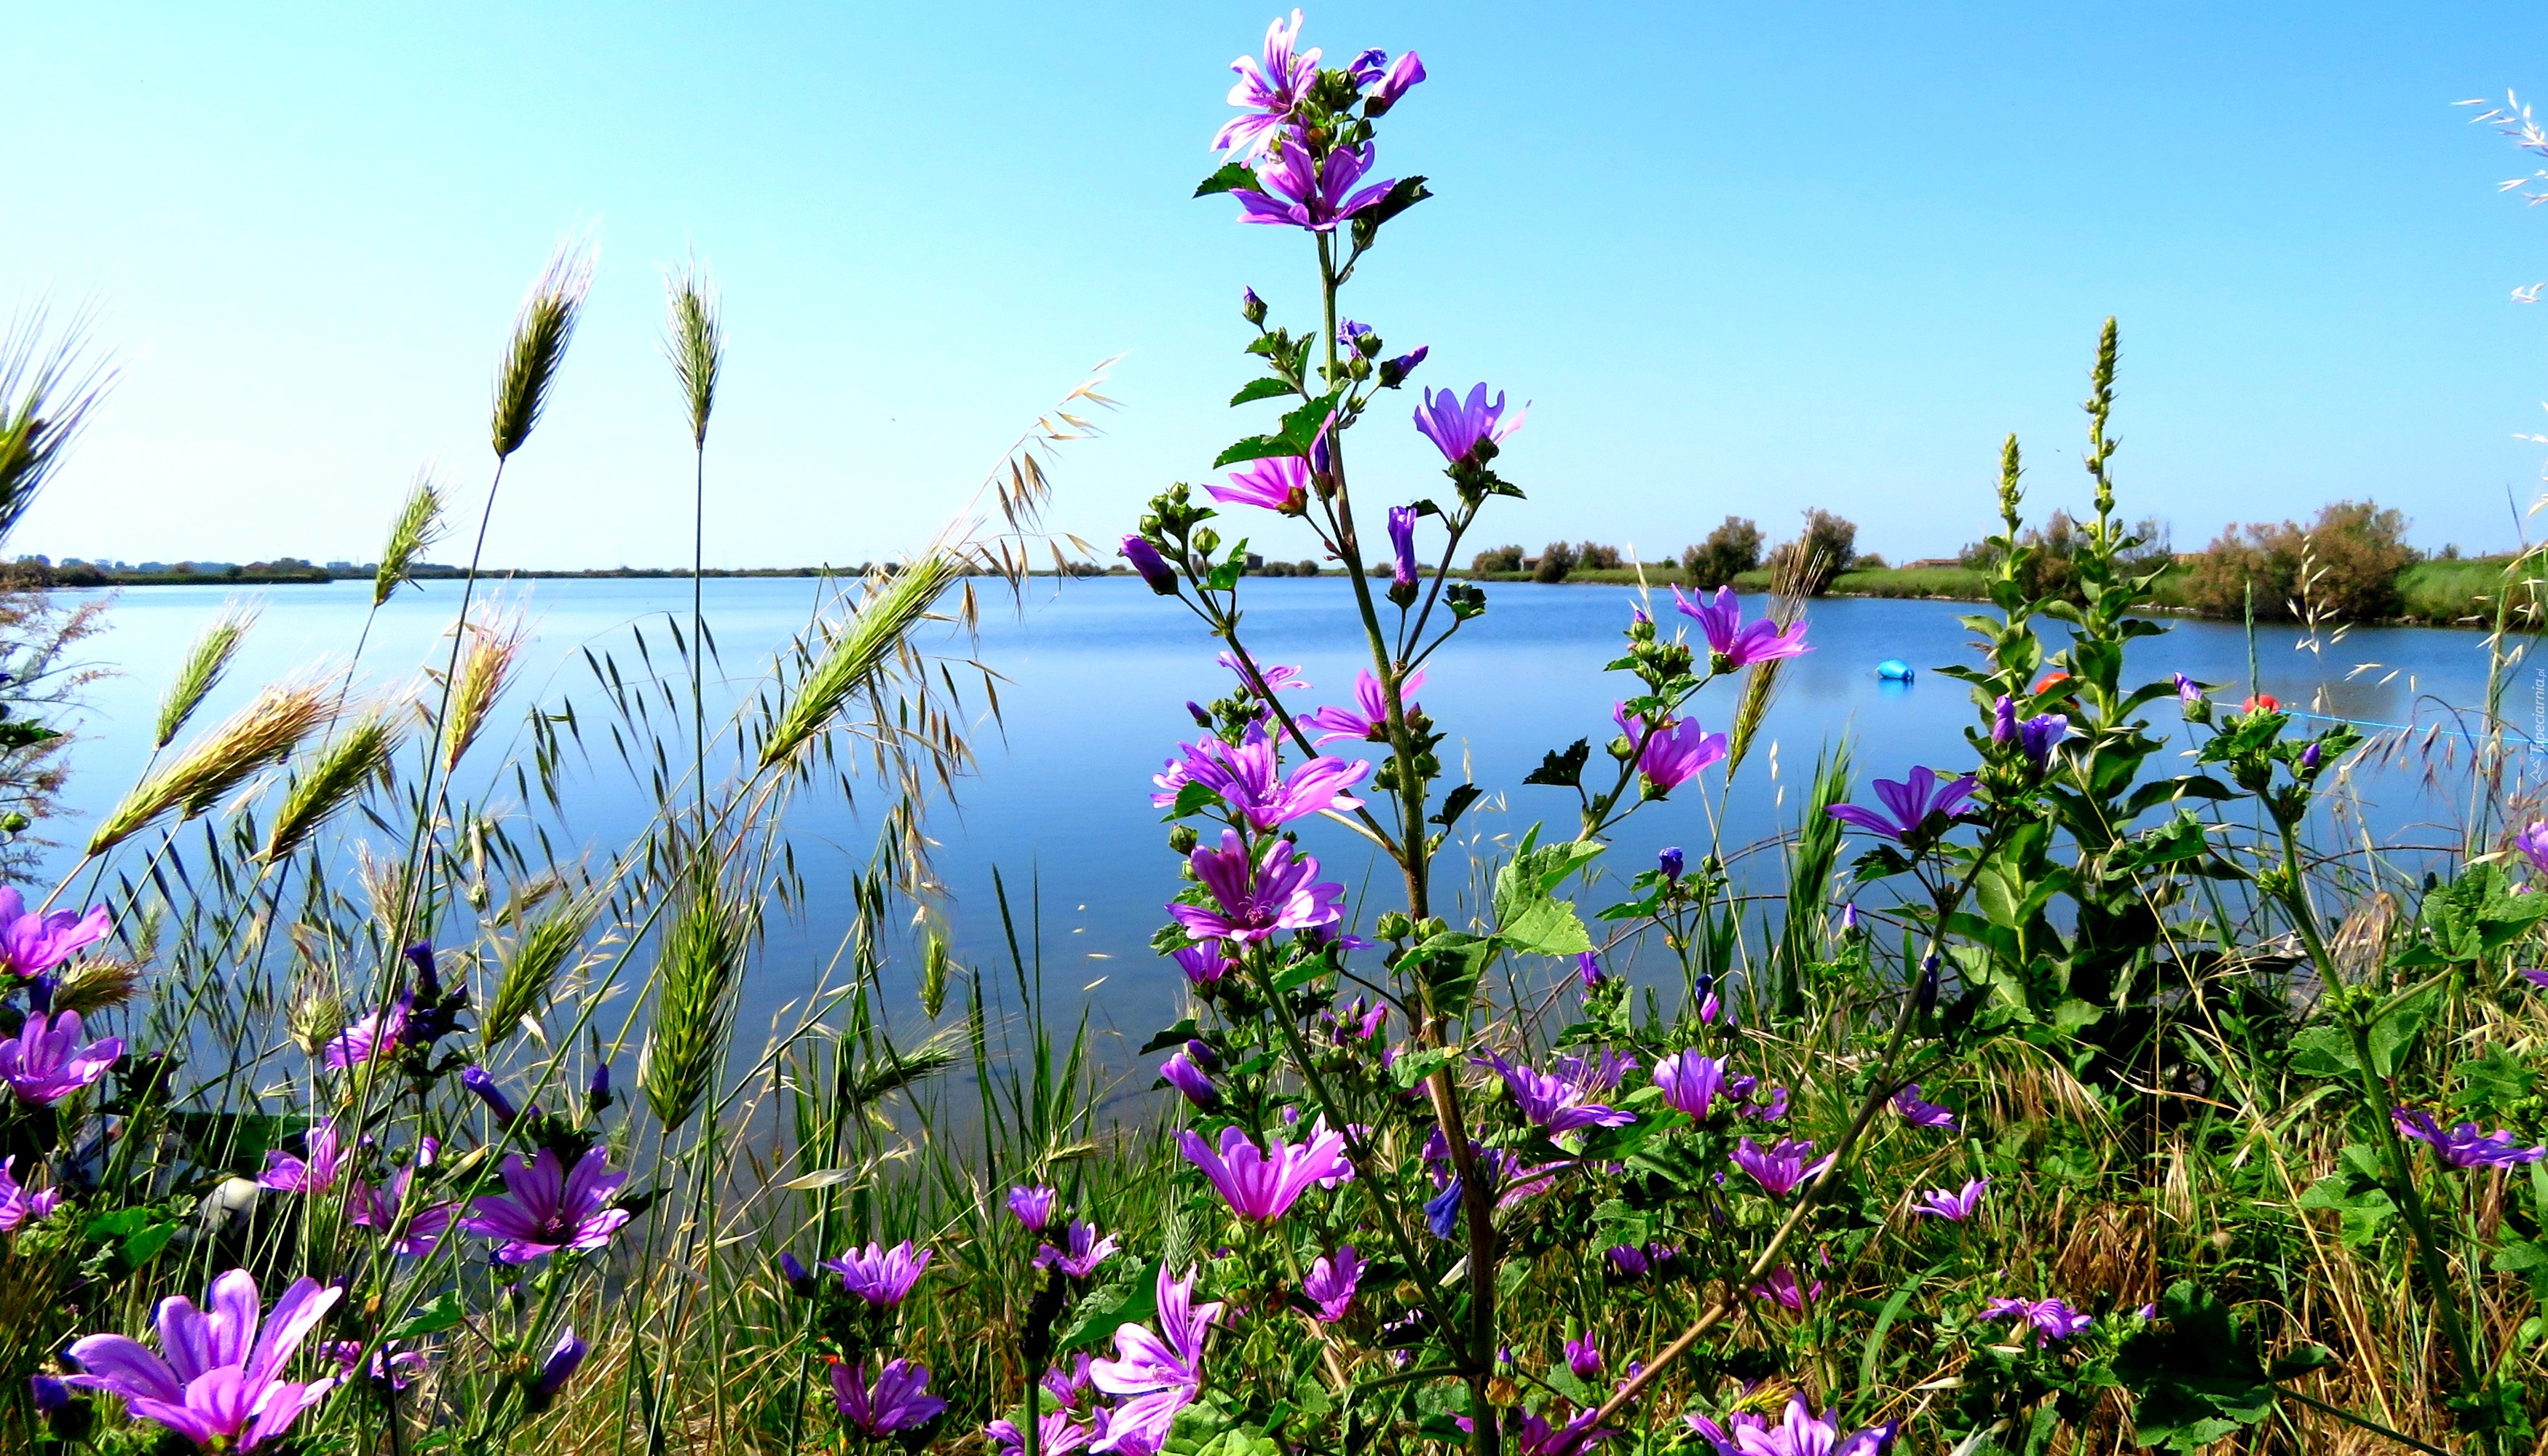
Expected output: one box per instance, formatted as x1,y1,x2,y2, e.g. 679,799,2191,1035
1378,345,1428,389
780,1250,818,1293
2300,741,2322,771
1375,910,1413,941
1120,534,1179,596
1187,700,1213,727
585,1060,613,1113
1242,287,1267,325
1168,824,1200,854
529,1327,587,1407
461,1064,518,1125
1658,846,1685,882
1916,954,1940,1016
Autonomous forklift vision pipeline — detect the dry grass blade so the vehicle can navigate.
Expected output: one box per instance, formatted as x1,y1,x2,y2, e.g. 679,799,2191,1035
483,890,600,1049
0,306,114,545
638,880,748,1132
1728,544,1823,775
664,261,722,448
154,599,258,751
439,609,529,773
758,553,958,771
491,240,596,460
375,472,448,608
87,675,336,855
262,709,402,861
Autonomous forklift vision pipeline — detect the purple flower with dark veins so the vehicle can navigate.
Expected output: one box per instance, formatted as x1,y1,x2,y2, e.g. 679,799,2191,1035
1412,383,1527,467
257,1119,350,1194
1151,724,1369,829
1576,951,1607,989
831,1358,946,1438
461,1146,633,1262
1034,1220,1122,1280
1634,716,1730,796
2393,1107,2548,1169
1751,1267,1824,1310
0,890,109,981
0,1009,122,1107
1008,1184,1057,1232
1236,141,1398,233
1480,1052,1636,1136
1912,1177,1990,1221
1302,1243,1361,1322
63,1269,341,1452
1890,1083,1957,1130
1826,767,1978,842
1364,49,1425,114
1727,1397,1899,1456
823,1239,932,1306
0,1155,62,1232
1171,941,1235,987
347,1168,454,1257
1993,695,2072,768
1210,454,1310,513
1169,830,1347,946
1654,1051,1729,1119
1564,1335,1602,1378
1179,1122,1349,1222
1217,652,1308,695
320,994,411,1069
1605,1244,1650,1276
1160,1049,1219,1108
992,1410,1094,1456
1674,586,1811,672
1984,1297,2094,1344
1089,1263,1222,1455
1214,10,1320,157
1303,668,1424,745
1732,1136,1834,1198
1120,536,1177,595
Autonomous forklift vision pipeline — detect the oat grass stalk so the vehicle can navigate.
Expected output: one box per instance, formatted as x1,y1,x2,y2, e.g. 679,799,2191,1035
758,552,960,772
666,262,724,831
0,306,114,546
492,242,596,462
262,708,402,862
374,472,448,609
154,600,257,751
87,675,335,855
440,609,529,774
638,879,748,1133
483,891,601,1050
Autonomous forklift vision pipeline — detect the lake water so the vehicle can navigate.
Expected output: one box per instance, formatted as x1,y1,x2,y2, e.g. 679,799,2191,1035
41,576,2531,1049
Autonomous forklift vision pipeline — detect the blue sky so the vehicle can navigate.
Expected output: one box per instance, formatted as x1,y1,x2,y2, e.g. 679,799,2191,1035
6,1,2547,569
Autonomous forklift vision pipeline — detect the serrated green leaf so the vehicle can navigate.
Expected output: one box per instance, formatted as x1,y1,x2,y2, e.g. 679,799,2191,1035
1228,378,1294,407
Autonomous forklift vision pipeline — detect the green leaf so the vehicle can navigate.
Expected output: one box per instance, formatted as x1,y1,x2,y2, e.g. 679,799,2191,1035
2454,1042,2537,1117
394,1290,467,1340
2112,1281,2311,1452
1058,1258,1162,1353
1523,740,1590,788
1168,781,1224,819
1499,897,1592,957
2285,1024,2359,1079
2367,979,2444,1079
1404,931,1497,1011
1348,175,1432,250
1193,162,1259,198
1228,378,1294,407
1430,783,1482,828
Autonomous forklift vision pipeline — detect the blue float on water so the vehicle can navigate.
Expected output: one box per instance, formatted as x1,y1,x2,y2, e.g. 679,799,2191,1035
1876,659,1914,681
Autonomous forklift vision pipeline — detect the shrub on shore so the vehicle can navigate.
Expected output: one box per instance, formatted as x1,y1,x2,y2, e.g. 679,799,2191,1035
2182,499,2418,621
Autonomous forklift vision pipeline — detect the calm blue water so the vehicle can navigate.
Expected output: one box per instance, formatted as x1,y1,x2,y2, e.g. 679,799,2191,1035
42,577,2523,1046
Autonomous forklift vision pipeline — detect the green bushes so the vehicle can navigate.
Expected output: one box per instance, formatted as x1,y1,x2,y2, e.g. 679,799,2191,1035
1679,515,1762,588
2181,499,2418,622
1763,507,1857,594
1532,540,1578,582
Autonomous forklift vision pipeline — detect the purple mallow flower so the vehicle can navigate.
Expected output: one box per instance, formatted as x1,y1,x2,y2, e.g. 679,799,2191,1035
1751,1266,1824,1310
1303,668,1423,745
0,1155,61,1231
347,1169,454,1257
1179,1121,1348,1222
320,993,411,1069
257,1118,349,1194
1912,1177,1990,1221
1152,725,1369,830
1090,1263,1221,1455
1412,383,1527,467
1214,9,1319,157
1171,940,1235,986
0,890,108,981
327,1338,433,1393
1034,1219,1121,1279
1160,1049,1219,1108
1633,716,1729,796
2518,821,2548,876
531,1327,586,1404
1674,586,1810,671
1654,1051,1730,1120
1890,1083,1956,1130
459,1064,518,1124
1732,1136,1834,1198
1120,535,1177,595
1236,138,1397,232
1211,453,1310,513
1365,48,1425,114
0,1009,122,1107
992,1409,1094,1456
824,1239,932,1306
1380,344,1428,387
2393,1108,2548,1169
1984,1297,2094,1344
1169,830,1347,945
1387,505,1420,592
1564,1335,1602,1379
1302,1243,1361,1322
1826,767,1977,842
1008,1184,1057,1232
1481,1051,1637,1136
1217,652,1308,695
461,1146,632,1262
1993,695,2072,768
1709,1397,1897,1456
1577,951,1606,989
63,1268,341,1452
831,1358,946,1438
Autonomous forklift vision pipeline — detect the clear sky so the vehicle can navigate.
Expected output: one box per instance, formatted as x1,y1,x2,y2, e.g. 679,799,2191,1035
7,1,2548,569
